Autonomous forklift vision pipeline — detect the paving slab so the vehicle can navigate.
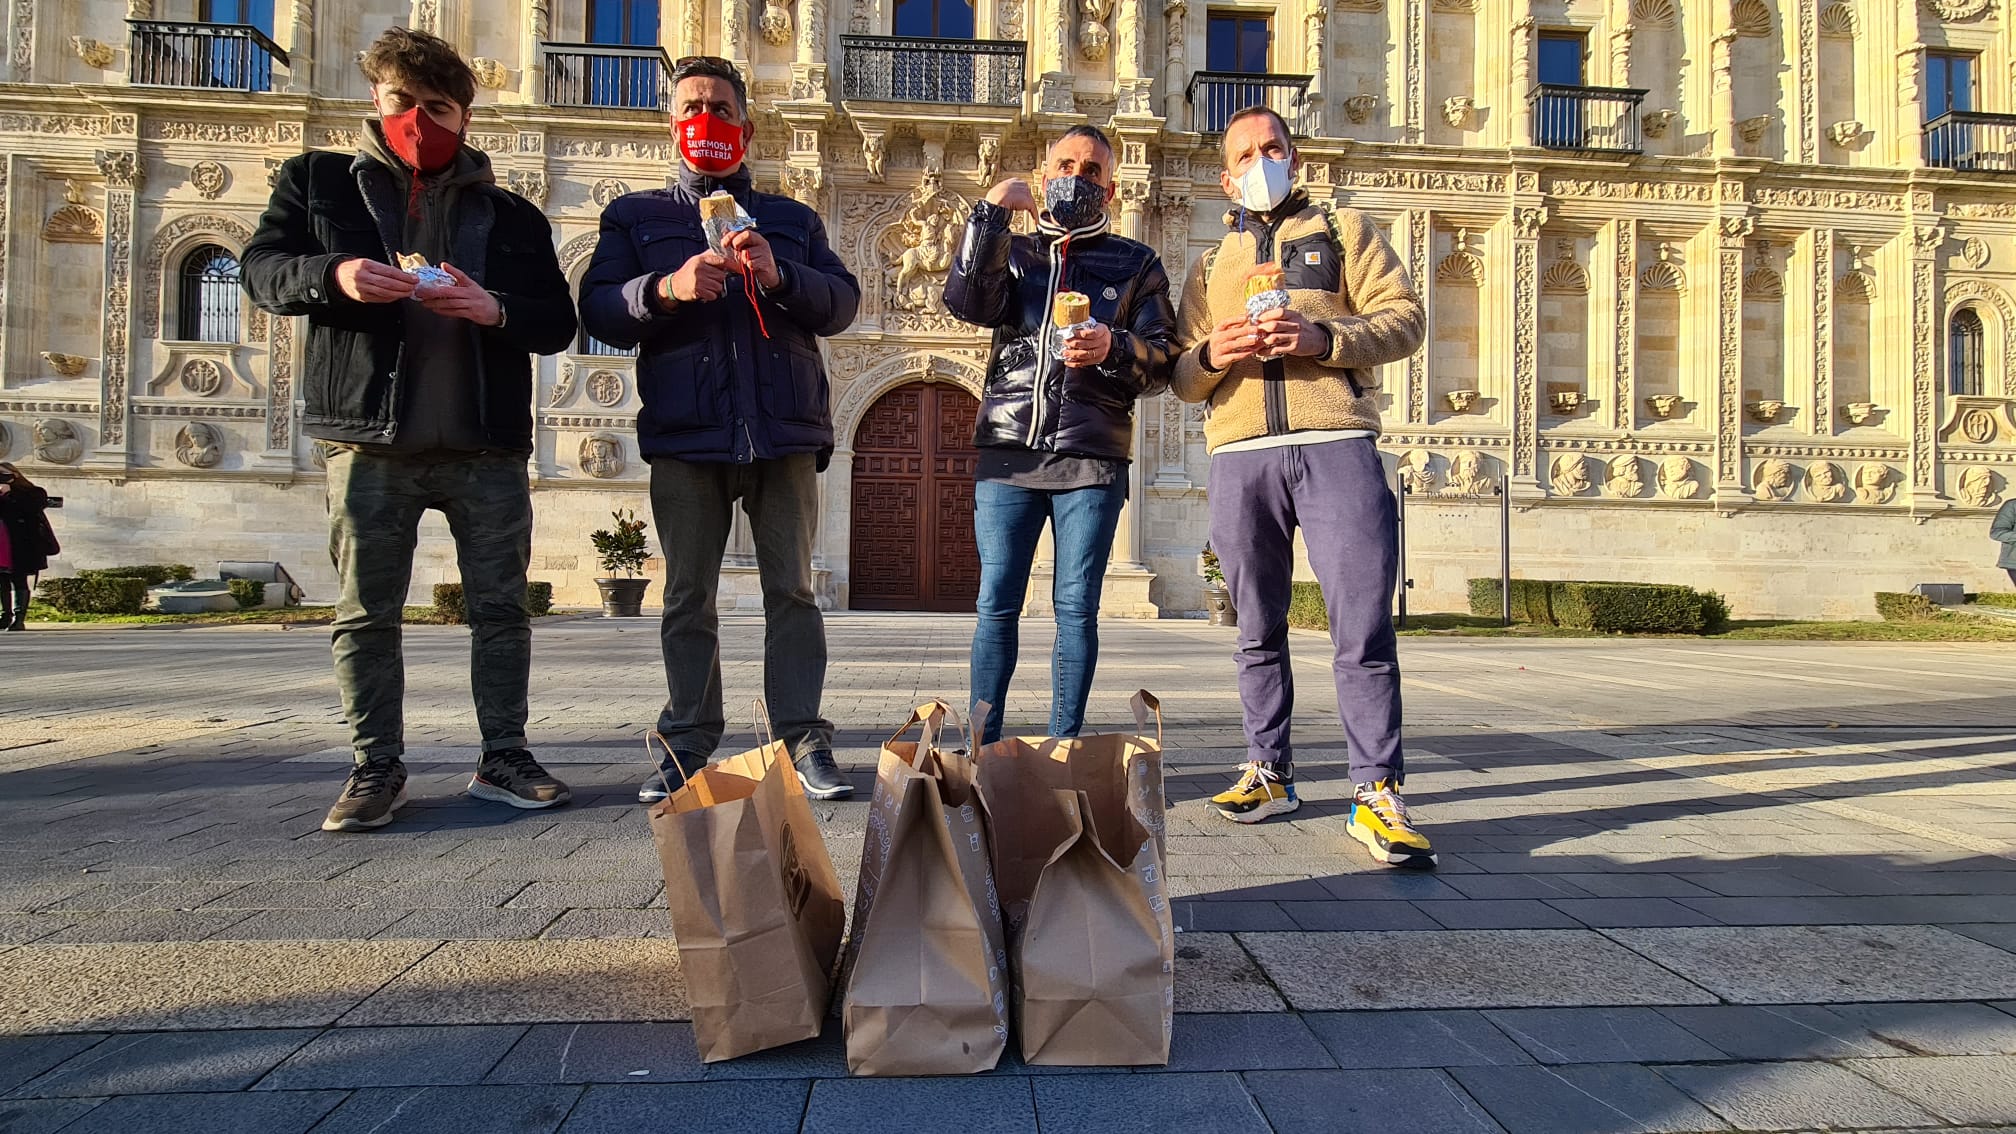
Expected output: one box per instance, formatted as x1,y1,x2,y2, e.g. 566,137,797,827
486,1022,704,1084
0,940,438,1033
1030,1071,1271,1134
377,909,564,940
1655,1060,1938,1131
15,1029,319,1097
0,1098,107,1134
304,1085,583,1134
1301,1009,1533,1069
1843,1054,2016,1124
1171,932,1284,1012
1164,1012,1334,1072
341,940,689,1025
1245,1068,1507,1134
0,1033,108,1093
1238,930,1716,1010
1483,1008,1725,1064
696,1026,851,1081
1450,1063,1731,1134
47,1089,349,1134
1654,1004,1900,1060
255,1025,525,1089
556,1081,812,1133
802,1076,1036,1134
1606,925,2016,1004
1826,1000,2016,1055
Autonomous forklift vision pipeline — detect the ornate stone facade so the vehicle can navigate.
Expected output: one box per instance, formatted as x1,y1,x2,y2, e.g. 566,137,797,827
4,1,2016,619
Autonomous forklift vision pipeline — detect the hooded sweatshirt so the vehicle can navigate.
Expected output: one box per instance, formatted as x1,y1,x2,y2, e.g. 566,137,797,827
357,122,497,454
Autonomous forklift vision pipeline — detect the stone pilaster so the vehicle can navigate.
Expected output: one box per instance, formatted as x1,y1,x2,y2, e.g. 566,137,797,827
1714,210,1753,502
92,146,141,470
1808,227,1833,436
1402,0,1426,143
522,0,549,102
1509,201,1545,487
1908,217,1946,509
1404,207,1431,425
1161,0,1187,123
723,0,750,64
1509,10,1534,149
1303,0,1326,135
680,0,706,57
1794,0,1818,164
1611,217,1637,432
1712,30,1738,157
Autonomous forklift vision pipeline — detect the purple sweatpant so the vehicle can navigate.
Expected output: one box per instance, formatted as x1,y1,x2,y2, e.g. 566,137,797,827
1208,437,1403,785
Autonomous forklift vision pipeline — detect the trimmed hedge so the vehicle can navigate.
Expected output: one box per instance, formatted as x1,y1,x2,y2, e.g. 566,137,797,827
226,579,266,609
1875,591,1943,622
1972,592,2016,610
432,582,557,625
1468,578,1729,634
78,564,194,586
37,576,150,614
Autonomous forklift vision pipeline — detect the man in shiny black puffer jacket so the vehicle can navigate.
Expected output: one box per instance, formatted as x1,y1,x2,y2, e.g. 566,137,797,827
942,124,1177,747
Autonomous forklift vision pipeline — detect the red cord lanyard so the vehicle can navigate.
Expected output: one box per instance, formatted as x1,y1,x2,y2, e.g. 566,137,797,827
736,249,770,339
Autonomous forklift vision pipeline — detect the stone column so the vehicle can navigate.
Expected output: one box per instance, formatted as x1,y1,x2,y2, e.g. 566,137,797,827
1509,204,1545,487
1303,0,1326,135
1162,0,1187,123
1110,178,1153,573
1794,0,1819,163
1808,227,1833,436
282,0,314,92
681,0,706,58
1402,0,1426,143
724,0,750,63
1611,217,1638,432
1908,219,1946,506
1712,30,1738,156
1713,212,1753,501
1508,10,1534,149
91,148,141,470
1403,207,1431,425
522,0,549,102
7,2,34,82
410,0,439,34
1897,45,1927,169
1154,185,1194,488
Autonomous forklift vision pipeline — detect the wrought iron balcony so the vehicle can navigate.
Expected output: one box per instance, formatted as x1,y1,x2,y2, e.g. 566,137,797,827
543,42,673,111
1925,110,2016,173
839,36,1025,107
128,20,287,93
1527,84,1649,153
1185,71,1313,135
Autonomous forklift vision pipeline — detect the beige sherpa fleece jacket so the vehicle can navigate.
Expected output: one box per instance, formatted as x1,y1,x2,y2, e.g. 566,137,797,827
1171,198,1425,452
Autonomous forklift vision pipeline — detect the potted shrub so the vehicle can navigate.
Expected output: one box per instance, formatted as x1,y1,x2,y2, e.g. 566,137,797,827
590,508,652,618
1201,544,1236,627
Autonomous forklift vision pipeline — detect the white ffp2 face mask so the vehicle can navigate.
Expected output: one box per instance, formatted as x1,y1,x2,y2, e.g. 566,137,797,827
1235,156,1293,213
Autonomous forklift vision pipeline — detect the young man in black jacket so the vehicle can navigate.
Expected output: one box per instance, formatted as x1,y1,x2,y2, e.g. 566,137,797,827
243,28,578,832
578,56,861,803
943,125,1177,744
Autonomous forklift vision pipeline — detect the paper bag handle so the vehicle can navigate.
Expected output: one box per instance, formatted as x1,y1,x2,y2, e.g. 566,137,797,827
644,730,691,799
1130,690,1164,746
751,699,777,750
886,700,951,750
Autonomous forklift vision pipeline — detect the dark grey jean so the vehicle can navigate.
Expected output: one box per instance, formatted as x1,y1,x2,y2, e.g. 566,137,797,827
1208,436,1403,785
326,448,532,762
648,454,832,760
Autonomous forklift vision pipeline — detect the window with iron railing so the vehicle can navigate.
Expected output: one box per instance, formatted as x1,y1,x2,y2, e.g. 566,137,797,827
839,36,1024,105
178,245,242,343
129,19,287,92
578,333,640,358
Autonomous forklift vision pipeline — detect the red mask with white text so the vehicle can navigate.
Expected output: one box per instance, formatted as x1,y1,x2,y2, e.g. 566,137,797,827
676,113,748,176
382,106,463,174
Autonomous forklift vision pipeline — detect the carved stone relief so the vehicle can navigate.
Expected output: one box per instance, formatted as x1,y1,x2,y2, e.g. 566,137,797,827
1657,455,1700,498
1550,453,1593,495
1604,455,1646,498
1754,458,1796,500
1399,449,1436,495
1806,460,1848,501
180,358,224,397
43,182,103,243
32,419,82,464
579,433,627,479
471,58,509,89
1854,461,1896,503
1818,1,1857,35
1443,449,1494,495
1962,238,1991,269
878,170,966,327
1957,465,2001,507
189,161,228,200
173,421,222,468
587,369,626,408
41,352,89,378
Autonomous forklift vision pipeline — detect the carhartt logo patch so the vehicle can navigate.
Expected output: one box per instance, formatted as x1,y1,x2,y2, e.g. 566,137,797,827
1304,250,1323,266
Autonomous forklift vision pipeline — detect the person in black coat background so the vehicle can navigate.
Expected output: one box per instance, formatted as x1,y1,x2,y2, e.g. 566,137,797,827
0,461,51,631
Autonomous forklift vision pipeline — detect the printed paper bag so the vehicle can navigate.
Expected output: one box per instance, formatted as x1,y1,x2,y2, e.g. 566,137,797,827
647,730,846,1063
974,690,1173,1066
842,701,1010,1076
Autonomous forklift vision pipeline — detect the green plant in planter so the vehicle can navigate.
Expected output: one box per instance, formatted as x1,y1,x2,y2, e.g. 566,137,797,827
591,509,651,577
1201,544,1225,587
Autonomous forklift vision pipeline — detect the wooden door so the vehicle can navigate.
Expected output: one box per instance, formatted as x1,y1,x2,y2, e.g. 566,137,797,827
849,382,982,611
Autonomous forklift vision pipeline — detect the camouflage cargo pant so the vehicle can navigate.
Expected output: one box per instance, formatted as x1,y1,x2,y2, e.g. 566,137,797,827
325,447,533,762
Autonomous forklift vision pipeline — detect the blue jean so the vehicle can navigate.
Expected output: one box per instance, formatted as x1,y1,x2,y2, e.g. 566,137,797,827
970,478,1127,745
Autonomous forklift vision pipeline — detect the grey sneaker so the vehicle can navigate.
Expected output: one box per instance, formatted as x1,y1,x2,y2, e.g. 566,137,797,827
794,749,852,800
639,749,711,803
469,748,571,809
322,757,408,832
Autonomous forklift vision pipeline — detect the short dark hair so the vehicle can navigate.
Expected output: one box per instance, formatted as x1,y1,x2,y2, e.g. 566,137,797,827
670,55,749,118
1054,124,1116,162
359,27,477,109
1222,106,1294,152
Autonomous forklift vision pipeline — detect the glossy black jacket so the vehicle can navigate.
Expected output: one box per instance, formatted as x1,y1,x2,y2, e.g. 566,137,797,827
942,202,1176,459
578,166,860,469
240,149,576,449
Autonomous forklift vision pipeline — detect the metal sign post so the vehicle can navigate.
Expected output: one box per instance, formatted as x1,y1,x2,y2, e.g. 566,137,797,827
1394,471,1412,630
1497,481,1511,628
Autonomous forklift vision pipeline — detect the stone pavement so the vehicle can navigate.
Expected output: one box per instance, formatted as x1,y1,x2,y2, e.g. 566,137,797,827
3,614,2016,1133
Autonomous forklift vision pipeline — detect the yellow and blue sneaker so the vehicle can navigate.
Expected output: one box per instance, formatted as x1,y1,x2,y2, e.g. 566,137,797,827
1212,761,1300,824
1348,780,1436,868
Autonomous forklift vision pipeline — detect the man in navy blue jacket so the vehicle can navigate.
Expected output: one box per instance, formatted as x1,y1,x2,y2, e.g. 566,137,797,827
580,55,860,804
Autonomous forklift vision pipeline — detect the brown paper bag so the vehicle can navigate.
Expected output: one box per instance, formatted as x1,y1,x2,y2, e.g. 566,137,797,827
647,728,846,1063
842,702,1010,1076
975,690,1173,1067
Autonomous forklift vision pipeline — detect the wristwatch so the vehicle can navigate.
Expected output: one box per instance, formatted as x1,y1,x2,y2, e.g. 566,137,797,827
488,291,508,328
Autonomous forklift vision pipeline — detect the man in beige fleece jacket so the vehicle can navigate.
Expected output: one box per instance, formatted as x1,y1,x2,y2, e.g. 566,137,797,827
1172,106,1435,868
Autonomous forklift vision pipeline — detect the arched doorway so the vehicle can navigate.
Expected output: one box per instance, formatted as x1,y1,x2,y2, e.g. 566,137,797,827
849,381,982,611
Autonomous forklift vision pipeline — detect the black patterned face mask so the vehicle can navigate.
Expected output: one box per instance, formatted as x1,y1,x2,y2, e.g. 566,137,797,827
1043,175,1108,230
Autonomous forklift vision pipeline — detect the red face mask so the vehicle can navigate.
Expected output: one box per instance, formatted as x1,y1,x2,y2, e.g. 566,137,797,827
382,106,463,174
677,113,748,176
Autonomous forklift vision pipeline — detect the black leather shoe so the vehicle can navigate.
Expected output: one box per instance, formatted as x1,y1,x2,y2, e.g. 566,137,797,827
794,749,852,800
639,749,711,803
